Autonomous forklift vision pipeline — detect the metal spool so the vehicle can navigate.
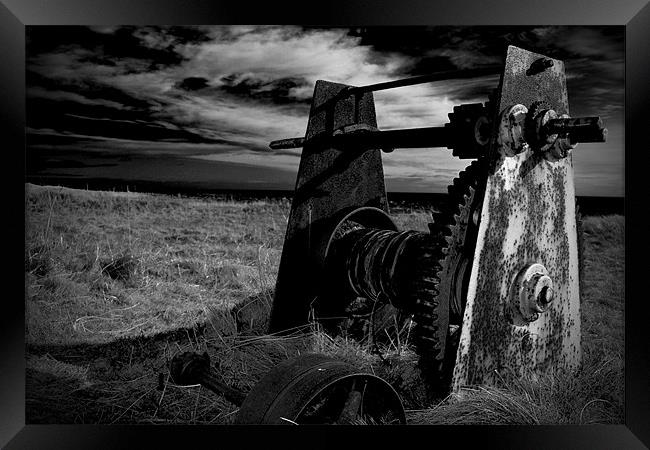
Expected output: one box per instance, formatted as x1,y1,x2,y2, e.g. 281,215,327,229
319,212,436,348
315,207,407,346
235,354,406,425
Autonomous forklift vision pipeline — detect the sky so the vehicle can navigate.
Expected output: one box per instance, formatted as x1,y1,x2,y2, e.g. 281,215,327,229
25,26,624,196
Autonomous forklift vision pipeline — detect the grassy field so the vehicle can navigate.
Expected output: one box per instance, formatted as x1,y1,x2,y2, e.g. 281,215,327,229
24,183,624,424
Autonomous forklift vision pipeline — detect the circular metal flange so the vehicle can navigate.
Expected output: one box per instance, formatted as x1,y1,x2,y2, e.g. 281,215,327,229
509,263,555,325
324,207,398,261
497,104,529,156
234,354,406,425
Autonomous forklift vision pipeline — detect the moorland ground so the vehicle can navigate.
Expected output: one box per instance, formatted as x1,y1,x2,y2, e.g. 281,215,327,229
24,184,624,424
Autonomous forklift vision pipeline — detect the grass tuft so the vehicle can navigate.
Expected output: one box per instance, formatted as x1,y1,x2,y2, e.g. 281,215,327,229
407,347,622,424
100,254,138,282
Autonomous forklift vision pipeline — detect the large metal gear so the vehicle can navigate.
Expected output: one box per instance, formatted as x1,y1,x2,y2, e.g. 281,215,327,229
412,158,487,390
431,159,487,324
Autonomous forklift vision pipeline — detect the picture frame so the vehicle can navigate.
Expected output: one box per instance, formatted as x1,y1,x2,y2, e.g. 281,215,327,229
4,0,648,448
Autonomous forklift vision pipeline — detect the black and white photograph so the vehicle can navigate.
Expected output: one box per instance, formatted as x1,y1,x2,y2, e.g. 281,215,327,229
22,24,627,427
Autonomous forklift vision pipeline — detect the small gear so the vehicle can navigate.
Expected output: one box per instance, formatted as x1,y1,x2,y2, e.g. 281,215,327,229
445,103,492,159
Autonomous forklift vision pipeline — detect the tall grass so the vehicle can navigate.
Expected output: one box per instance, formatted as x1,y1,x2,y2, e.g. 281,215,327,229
408,348,622,424
25,184,288,345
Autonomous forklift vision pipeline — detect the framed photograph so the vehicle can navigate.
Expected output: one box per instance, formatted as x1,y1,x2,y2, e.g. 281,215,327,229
4,0,649,448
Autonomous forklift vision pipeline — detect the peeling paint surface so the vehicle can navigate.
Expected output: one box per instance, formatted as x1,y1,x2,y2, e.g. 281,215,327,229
452,46,581,390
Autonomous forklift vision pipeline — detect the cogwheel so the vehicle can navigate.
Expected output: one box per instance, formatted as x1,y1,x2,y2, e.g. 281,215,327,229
445,103,491,159
412,158,487,392
432,159,486,324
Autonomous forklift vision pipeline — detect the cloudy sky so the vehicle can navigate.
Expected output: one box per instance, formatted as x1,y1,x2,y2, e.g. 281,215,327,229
26,26,624,196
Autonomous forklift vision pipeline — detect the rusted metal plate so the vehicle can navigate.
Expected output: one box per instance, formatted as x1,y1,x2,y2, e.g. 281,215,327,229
452,46,581,389
269,81,389,333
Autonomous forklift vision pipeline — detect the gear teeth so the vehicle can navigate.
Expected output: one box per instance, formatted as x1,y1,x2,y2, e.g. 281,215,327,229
415,159,487,393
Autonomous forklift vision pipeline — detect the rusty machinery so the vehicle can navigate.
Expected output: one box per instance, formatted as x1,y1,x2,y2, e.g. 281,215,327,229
170,352,406,424
169,46,607,424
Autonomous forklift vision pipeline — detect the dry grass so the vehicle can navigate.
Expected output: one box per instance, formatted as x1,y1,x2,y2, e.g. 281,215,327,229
25,183,287,345
24,184,624,425
407,348,622,425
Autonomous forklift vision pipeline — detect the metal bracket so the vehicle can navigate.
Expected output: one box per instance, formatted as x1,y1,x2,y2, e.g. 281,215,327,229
268,80,389,333
452,46,582,389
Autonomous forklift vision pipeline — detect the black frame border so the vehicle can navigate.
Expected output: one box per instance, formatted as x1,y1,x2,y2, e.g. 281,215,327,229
3,1,649,448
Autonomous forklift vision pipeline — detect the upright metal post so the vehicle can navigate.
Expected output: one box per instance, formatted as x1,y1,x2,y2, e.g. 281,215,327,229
268,80,389,333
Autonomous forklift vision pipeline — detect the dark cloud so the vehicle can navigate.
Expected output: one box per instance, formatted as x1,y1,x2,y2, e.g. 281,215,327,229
217,74,312,105
27,71,153,110
27,97,241,146
177,77,210,91
27,26,212,68
350,26,623,83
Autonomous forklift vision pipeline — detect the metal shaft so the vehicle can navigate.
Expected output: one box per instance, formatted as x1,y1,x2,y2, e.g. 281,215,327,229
269,137,306,150
545,116,607,143
347,66,501,95
193,368,247,406
170,352,247,406
335,126,451,150
271,114,606,151
308,67,501,117
270,126,451,150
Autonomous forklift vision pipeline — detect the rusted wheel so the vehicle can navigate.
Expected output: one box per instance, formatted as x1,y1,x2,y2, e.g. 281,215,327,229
234,354,406,425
